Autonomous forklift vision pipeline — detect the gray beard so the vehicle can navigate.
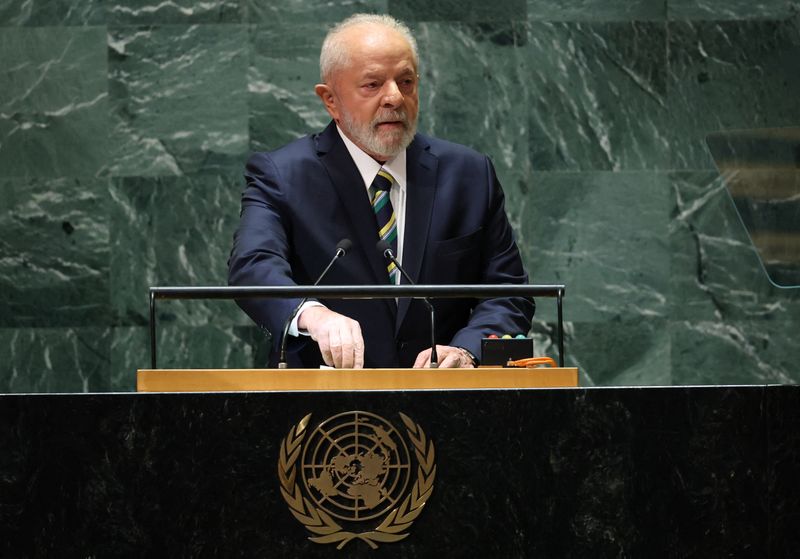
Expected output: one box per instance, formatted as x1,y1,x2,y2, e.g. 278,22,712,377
340,109,417,159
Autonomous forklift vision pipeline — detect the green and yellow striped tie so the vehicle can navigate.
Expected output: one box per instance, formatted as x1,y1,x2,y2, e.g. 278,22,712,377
370,168,399,284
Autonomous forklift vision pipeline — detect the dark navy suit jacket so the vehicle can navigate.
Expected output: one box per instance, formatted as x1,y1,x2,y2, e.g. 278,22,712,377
228,122,534,368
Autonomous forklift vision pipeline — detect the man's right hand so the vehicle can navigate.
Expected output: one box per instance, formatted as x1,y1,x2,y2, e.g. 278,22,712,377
297,306,364,369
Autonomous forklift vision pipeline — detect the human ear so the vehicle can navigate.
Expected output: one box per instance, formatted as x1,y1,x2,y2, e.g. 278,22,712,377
314,83,340,122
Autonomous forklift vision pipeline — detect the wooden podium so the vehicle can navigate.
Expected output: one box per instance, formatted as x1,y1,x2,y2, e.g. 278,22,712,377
136,367,578,392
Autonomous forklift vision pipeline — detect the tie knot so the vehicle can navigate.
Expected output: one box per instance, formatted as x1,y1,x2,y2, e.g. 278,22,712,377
372,169,394,192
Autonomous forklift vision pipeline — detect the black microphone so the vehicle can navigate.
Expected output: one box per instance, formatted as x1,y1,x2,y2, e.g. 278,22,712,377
278,238,352,369
376,240,438,368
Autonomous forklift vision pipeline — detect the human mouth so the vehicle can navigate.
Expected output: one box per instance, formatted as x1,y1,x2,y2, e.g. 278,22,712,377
375,120,406,131
374,110,407,128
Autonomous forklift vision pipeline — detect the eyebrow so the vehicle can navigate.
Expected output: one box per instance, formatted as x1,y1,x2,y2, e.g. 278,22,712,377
361,66,416,79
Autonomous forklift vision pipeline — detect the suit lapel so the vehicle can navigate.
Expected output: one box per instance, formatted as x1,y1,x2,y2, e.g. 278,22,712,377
397,136,438,331
315,123,397,319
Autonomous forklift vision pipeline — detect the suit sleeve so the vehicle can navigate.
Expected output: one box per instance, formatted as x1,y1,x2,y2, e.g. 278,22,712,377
227,152,307,351
447,156,535,360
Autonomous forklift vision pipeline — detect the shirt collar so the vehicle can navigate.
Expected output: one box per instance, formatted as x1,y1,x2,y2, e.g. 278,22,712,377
336,125,407,192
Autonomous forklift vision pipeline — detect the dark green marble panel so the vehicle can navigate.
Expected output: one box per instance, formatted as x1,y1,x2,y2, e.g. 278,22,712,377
109,327,146,388
528,0,666,22
389,0,526,22
248,22,330,152
523,171,670,322
247,0,387,25
0,324,269,392
671,319,799,384
669,171,800,321
111,325,269,378
526,21,669,171
532,318,672,386
667,18,800,169
107,24,249,176
0,0,102,25
0,27,108,178
109,175,245,326
1,0,797,392
668,0,795,21
0,328,111,392
0,177,109,327
106,0,244,24
415,22,530,223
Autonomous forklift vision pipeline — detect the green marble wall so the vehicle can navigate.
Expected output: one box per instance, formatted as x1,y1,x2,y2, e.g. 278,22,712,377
1,0,799,391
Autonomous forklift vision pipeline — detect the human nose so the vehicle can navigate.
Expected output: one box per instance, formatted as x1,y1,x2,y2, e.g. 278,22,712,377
381,81,403,107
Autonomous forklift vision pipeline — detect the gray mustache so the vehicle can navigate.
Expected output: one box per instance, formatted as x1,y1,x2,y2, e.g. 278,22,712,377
373,111,408,125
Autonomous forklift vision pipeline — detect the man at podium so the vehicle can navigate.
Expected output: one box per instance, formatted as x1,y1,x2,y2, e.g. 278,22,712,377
228,14,533,369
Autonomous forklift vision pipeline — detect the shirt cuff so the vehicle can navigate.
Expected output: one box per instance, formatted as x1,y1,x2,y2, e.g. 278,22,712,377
288,301,325,337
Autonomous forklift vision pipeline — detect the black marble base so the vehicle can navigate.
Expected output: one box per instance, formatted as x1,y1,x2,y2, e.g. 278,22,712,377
0,386,797,557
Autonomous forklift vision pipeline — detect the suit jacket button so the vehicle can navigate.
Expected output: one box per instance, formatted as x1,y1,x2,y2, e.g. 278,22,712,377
398,341,408,351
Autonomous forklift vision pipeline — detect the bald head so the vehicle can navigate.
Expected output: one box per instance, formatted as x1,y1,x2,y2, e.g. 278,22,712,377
320,14,419,83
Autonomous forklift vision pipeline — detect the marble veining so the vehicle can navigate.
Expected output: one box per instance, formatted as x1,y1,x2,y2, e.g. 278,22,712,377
0,177,110,327
107,24,249,176
0,27,109,177
109,174,245,327
1,2,800,390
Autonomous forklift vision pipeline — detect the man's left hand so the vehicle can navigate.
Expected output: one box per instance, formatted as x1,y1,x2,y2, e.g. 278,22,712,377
413,345,476,368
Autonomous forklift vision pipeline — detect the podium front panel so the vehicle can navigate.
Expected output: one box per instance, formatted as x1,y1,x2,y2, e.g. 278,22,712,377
0,386,797,557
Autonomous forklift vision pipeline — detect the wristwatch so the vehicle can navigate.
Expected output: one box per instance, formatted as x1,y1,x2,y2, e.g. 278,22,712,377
457,347,478,366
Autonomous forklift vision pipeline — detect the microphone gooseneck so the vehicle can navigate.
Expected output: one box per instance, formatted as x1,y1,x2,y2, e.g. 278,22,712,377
277,238,352,369
376,240,438,368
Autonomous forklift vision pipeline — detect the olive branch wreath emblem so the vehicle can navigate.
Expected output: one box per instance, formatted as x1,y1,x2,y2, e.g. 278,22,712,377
278,412,436,549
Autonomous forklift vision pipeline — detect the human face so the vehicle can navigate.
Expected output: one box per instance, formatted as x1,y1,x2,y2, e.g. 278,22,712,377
316,25,419,161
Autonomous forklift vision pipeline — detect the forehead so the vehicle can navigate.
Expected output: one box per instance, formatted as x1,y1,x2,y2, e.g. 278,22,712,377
338,24,417,74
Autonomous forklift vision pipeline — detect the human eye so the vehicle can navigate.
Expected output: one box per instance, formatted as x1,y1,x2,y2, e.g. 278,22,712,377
399,76,417,92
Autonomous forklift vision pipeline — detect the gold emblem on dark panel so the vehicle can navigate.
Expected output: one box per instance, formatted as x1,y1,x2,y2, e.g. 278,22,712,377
278,411,436,549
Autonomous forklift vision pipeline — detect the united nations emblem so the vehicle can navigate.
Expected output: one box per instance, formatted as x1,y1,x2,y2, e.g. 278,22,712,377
278,411,436,549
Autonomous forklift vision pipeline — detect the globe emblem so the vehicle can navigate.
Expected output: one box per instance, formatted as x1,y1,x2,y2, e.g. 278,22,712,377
301,411,412,521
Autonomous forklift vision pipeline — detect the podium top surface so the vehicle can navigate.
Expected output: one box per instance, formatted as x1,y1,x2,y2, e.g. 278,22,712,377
136,367,578,392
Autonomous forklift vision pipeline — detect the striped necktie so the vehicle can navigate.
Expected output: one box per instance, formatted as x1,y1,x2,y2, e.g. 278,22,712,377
370,168,399,284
